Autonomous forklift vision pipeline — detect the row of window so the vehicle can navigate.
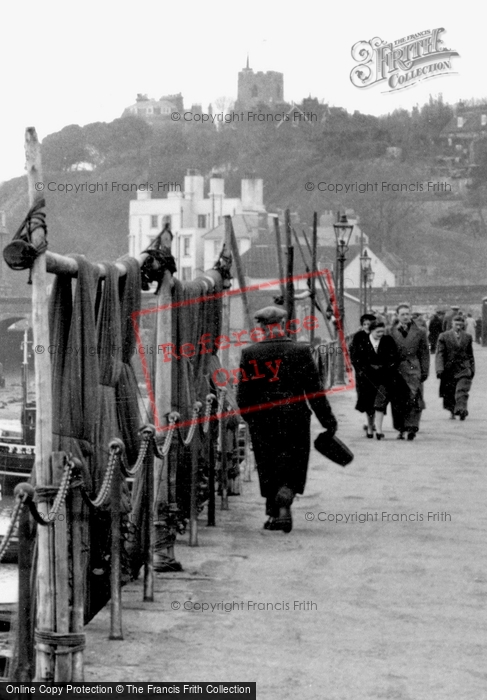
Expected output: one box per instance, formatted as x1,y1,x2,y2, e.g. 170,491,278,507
150,214,220,230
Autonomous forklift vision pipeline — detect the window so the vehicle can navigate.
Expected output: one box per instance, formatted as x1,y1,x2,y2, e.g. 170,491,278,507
183,237,191,257
251,85,258,98
457,116,464,128
198,214,207,228
482,114,487,127
181,267,192,281
151,215,158,228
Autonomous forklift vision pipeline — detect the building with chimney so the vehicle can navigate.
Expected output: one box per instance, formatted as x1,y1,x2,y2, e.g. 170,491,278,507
129,173,269,281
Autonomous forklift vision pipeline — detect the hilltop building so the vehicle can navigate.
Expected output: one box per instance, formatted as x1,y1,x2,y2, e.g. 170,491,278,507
122,93,185,122
440,103,487,171
235,57,285,111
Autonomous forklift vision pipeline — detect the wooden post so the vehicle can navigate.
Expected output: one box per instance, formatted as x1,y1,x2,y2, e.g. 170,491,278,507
25,127,55,682
52,453,71,681
153,229,179,570
143,451,154,602
70,482,84,680
228,220,252,331
284,210,295,330
207,433,216,526
300,227,335,338
221,218,232,371
220,415,228,510
15,488,35,681
189,428,199,546
109,461,123,640
273,217,286,298
310,213,318,345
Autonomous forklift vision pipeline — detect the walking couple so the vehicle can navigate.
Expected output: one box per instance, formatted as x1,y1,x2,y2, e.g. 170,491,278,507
350,304,430,441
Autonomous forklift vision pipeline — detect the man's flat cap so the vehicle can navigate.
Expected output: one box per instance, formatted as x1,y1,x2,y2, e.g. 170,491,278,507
254,305,287,323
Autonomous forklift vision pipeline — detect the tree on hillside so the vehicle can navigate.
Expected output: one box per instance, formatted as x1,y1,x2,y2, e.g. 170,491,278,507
42,124,88,172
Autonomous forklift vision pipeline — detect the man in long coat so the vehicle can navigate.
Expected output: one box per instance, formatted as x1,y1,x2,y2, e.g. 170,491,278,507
427,310,445,353
388,304,430,440
436,316,475,420
236,306,337,532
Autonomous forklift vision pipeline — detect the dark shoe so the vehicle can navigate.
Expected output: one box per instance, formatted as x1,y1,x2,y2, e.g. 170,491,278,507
154,556,183,572
376,433,385,440
366,431,374,439
396,432,405,440
275,506,293,533
459,410,468,421
263,517,277,530
407,431,416,441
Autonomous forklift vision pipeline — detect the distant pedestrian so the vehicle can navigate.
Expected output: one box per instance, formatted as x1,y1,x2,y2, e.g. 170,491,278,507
350,320,399,439
436,315,475,420
349,314,376,435
442,305,460,331
388,304,430,440
475,317,482,344
464,313,476,340
428,310,445,353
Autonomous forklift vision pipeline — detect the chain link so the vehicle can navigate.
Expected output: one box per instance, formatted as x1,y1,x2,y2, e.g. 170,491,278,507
202,393,216,434
81,439,124,509
154,412,178,459
123,424,155,476
178,401,202,446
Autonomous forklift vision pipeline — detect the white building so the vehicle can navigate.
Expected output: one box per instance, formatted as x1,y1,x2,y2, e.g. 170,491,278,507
129,173,267,281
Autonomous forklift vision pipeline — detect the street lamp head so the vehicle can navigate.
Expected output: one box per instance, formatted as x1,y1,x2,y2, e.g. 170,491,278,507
368,270,375,284
333,213,354,256
360,249,372,272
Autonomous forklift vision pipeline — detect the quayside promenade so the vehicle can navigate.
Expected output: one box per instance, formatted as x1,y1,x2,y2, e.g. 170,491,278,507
84,348,487,700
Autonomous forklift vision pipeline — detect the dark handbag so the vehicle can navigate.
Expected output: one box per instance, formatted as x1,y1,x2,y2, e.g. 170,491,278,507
314,432,354,467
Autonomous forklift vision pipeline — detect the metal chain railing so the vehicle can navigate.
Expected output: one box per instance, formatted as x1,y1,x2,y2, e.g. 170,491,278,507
80,439,124,509
177,401,202,446
0,491,24,561
202,393,216,434
122,424,155,477
154,412,178,459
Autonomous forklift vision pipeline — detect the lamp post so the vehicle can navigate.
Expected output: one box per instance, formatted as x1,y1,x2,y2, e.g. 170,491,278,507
367,270,375,311
333,212,354,384
360,250,371,316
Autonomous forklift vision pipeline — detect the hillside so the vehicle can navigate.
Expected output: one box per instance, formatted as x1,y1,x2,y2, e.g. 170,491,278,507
1,101,487,294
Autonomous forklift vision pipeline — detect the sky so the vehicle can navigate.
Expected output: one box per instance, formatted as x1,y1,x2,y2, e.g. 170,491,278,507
0,0,483,183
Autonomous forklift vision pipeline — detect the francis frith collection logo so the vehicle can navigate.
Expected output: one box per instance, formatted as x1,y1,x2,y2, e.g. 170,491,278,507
350,28,459,92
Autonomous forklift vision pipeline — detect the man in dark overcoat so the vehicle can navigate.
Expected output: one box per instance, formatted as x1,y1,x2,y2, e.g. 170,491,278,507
442,305,460,331
236,306,337,532
388,304,430,440
436,316,475,420
427,310,445,353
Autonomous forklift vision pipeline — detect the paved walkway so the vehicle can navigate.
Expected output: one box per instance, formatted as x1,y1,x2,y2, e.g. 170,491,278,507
85,347,487,700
